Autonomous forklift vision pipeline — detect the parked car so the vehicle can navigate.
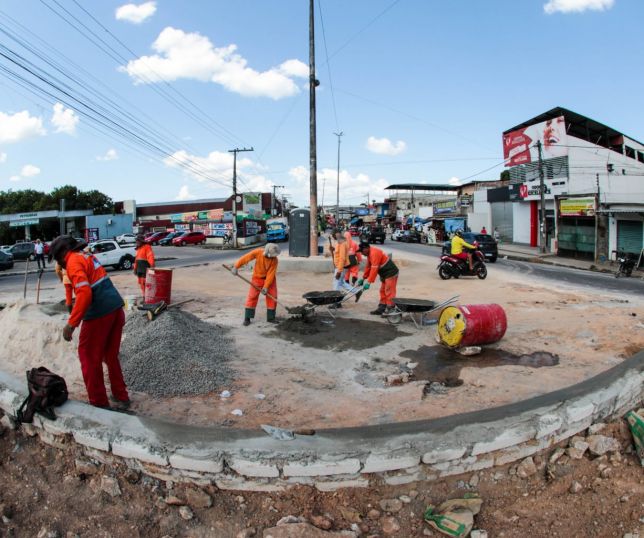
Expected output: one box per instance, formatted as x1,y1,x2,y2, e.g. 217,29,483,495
0,250,14,271
116,233,137,244
159,231,183,246
360,225,386,244
391,229,404,241
145,231,171,245
442,232,498,263
402,229,423,243
88,240,136,270
6,242,35,261
172,231,207,246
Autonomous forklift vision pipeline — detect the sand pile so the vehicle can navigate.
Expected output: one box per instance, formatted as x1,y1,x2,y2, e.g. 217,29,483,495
120,309,234,397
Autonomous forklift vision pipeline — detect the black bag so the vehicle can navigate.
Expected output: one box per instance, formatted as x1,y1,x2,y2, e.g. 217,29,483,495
347,254,358,267
16,367,69,423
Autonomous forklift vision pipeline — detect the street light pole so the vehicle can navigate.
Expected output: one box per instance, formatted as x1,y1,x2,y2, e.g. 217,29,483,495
308,0,319,256
228,147,253,247
535,140,547,253
334,131,343,225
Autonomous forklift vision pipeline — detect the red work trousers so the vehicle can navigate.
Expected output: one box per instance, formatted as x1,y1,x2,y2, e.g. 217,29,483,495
64,283,73,306
245,277,277,310
379,275,398,307
137,276,146,297
78,308,129,407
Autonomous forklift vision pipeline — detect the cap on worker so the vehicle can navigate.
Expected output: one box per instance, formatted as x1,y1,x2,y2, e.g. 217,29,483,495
264,243,281,258
358,241,370,251
48,235,83,263
135,234,145,243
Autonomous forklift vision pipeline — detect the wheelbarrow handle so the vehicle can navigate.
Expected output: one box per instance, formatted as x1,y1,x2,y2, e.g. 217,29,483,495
222,264,288,311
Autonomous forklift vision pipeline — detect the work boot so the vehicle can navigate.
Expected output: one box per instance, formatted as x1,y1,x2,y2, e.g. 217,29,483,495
244,307,255,326
351,276,358,285
267,309,278,323
243,318,251,326
370,304,386,315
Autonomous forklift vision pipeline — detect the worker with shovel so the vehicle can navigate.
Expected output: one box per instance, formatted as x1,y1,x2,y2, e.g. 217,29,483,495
232,243,281,326
358,241,399,316
134,234,155,298
48,235,130,410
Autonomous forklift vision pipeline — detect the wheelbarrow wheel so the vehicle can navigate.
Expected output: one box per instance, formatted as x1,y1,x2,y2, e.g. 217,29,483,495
386,311,403,325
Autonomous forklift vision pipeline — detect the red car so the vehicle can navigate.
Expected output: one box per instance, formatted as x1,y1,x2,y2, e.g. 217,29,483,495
172,231,207,246
145,231,170,245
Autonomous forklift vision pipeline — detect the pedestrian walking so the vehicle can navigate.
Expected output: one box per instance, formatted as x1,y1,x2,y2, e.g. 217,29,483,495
493,227,501,243
34,239,46,269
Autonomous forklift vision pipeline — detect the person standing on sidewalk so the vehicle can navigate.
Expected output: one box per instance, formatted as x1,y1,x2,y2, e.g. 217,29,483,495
34,239,46,269
48,235,130,410
133,234,155,298
493,227,501,243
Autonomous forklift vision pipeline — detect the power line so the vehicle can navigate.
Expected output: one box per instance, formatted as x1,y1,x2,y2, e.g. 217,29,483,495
317,0,340,132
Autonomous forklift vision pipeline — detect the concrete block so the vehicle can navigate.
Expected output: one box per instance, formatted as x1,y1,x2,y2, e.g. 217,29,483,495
0,388,22,416
438,457,494,477
315,478,369,491
431,456,476,473
228,457,280,478
535,413,563,439
553,417,593,444
42,418,72,436
283,458,361,477
73,429,111,452
112,438,168,466
38,429,68,450
169,452,224,474
495,438,551,466
362,454,420,474
565,400,595,424
422,447,466,465
471,426,535,456
215,475,286,492
383,470,423,486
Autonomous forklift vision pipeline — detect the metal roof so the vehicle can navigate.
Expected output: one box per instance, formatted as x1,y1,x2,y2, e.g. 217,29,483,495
385,183,460,192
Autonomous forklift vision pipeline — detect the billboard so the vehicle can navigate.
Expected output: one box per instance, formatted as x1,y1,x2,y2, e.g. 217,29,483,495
503,116,568,166
560,197,595,217
243,193,262,216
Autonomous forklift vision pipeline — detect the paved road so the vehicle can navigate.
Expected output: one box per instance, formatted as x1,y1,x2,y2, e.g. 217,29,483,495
386,240,644,296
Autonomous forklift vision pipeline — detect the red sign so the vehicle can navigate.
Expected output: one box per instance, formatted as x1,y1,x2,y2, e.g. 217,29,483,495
503,128,533,166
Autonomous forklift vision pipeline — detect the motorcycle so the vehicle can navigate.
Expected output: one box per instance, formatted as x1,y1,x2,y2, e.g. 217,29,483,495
437,244,487,280
615,252,636,278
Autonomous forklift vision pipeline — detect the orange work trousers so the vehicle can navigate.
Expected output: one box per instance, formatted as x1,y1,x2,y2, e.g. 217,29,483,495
245,277,277,310
137,276,146,297
379,275,398,307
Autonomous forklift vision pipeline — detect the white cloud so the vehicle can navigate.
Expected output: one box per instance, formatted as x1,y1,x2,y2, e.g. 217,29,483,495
20,164,40,177
447,176,461,186
0,110,45,144
115,1,156,24
9,175,21,182
175,185,195,201
120,27,308,99
366,136,407,156
51,103,79,135
0,152,6,163
544,0,614,14
97,149,118,161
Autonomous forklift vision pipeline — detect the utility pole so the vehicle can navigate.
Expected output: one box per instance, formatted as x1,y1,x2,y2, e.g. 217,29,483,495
59,198,65,236
228,147,253,247
334,131,343,225
535,140,547,253
595,172,600,264
309,0,319,256
272,185,284,216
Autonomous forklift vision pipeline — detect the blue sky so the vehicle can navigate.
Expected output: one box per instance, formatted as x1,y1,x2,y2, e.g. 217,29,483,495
0,0,642,206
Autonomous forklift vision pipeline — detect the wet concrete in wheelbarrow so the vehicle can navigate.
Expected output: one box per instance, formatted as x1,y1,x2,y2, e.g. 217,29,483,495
268,317,412,351
400,345,560,386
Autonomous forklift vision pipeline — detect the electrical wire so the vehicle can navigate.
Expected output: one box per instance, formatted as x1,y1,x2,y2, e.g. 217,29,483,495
317,0,340,132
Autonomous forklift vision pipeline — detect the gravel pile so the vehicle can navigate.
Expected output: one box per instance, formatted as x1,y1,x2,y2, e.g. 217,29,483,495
119,309,234,397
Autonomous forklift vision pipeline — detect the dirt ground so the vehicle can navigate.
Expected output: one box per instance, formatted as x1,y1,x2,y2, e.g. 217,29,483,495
1,413,642,538
0,254,642,429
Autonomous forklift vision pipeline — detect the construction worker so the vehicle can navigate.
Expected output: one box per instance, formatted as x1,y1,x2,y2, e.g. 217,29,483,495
232,243,281,326
332,234,354,301
134,234,155,298
54,262,73,313
450,229,475,271
357,241,399,316
48,235,130,410
344,230,362,285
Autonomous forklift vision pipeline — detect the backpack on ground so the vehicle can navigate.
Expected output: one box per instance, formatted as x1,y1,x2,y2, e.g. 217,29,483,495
16,367,69,423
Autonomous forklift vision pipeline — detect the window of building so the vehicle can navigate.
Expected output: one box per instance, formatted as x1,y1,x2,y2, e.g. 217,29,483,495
638,151,644,164
625,146,636,159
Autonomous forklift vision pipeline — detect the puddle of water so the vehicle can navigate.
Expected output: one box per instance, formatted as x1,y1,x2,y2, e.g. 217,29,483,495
400,346,559,386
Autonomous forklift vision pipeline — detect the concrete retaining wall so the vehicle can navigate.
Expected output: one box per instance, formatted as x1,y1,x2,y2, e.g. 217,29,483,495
1,351,642,492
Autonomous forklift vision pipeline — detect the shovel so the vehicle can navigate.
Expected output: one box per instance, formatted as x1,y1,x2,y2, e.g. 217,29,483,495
146,299,194,321
35,268,44,304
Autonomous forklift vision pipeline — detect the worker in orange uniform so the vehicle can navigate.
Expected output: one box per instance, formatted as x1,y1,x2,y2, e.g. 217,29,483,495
344,230,362,286
232,243,281,326
48,236,130,410
55,262,74,313
134,234,155,298
357,241,399,316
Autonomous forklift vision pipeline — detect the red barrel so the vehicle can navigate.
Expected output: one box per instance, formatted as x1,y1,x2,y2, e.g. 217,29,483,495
438,304,507,348
144,268,173,304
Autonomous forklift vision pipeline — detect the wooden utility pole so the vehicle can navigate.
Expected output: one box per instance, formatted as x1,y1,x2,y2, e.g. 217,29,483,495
334,131,343,225
228,147,253,247
309,0,319,256
536,140,547,253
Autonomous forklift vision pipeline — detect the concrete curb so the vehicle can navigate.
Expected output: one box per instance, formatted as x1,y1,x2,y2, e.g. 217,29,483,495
1,351,641,491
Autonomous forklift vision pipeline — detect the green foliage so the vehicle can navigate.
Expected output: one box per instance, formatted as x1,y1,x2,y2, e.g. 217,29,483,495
499,170,510,182
0,185,114,215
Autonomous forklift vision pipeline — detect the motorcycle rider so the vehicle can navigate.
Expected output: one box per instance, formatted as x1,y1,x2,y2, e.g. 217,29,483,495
450,229,476,271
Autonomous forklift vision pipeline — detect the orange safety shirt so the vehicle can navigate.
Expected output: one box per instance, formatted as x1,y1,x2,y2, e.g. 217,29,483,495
234,248,278,288
333,241,349,271
134,243,155,272
362,245,398,283
65,251,124,327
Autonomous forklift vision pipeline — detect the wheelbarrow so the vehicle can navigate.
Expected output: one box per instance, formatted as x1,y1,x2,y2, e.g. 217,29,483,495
382,295,459,328
302,285,364,319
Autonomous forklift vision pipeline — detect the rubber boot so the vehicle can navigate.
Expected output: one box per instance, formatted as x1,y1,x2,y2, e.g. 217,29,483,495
370,304,386,315
244,307,255,326
267,309,277,323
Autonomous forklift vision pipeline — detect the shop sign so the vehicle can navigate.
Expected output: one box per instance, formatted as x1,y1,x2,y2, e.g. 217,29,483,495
170,213,183,223
208,209,224,221
459,194,472,207
560,197,596,217
184,212,198,222
85,228,99,242
197,211,208,221
510,180,567,201
244,220,260,236
18,212,38,219
434,200,457,215
210,223,232,237
10,218,39,227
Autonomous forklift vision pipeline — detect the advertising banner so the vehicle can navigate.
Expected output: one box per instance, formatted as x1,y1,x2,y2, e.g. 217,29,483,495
434,200,458,215
209,223,232,237
503,115,568,166
10,219,39,227
243,193,262,216
559,197,596,217
170,214,183,223
208,209,224,221
509,179,567,201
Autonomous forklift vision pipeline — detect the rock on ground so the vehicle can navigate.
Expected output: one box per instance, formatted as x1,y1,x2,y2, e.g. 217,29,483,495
587,435,621,456
516,457,538,478
262,522,353,537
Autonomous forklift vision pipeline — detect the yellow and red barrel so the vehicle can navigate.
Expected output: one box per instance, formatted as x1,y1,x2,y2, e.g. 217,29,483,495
438,304,507,348
144,268,173,304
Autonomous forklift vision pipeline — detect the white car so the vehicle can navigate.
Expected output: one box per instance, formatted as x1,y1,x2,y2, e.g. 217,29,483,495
391,229,404,241
88,240,136,270
116,233,137,244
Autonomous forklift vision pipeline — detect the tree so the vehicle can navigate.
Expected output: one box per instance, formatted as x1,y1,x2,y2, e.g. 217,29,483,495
500,170,510,182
